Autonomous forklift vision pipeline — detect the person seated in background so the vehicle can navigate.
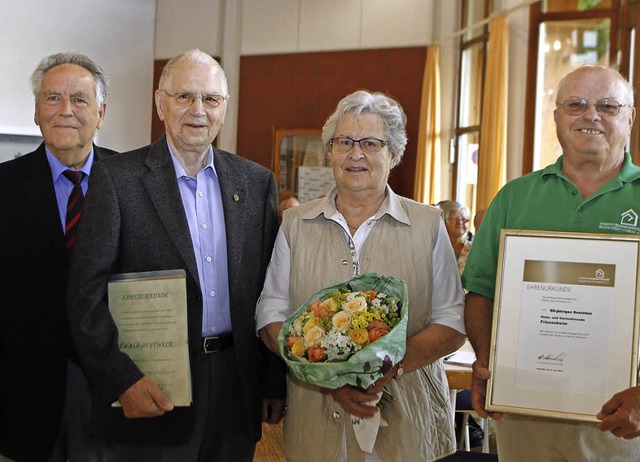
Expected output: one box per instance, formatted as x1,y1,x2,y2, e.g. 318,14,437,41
277,195,300,224
437,200,485,449
437,200,472,274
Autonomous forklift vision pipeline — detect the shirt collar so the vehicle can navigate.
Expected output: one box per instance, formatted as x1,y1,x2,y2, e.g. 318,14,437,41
167,143,217,179
300,185,411,225
45,145,94,182
541,152,640,183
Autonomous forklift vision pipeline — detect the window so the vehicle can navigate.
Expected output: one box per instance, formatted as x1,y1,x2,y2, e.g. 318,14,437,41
523,0,619,173
451,0,495,227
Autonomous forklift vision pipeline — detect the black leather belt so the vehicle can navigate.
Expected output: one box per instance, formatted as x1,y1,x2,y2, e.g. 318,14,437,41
202,332,234,353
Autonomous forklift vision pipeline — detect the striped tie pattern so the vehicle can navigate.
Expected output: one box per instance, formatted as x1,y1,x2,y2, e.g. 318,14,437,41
63,170,86,258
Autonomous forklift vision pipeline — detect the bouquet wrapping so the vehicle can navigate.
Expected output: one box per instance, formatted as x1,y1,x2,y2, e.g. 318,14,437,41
278,272,408,389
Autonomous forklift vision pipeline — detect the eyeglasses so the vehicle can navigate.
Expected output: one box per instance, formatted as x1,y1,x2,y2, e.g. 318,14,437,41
447,217,469,224
557,97,629,117
329,137,389,155
161,90,228,108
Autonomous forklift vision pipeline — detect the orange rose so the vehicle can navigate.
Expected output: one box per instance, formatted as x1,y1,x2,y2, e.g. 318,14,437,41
286,336,301,350
310,298,338,319
307,346,327,362
368,327,389,343
367,320,389,331
362,290,377,300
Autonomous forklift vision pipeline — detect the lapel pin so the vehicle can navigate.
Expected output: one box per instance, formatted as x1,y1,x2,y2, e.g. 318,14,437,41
233,194,239,202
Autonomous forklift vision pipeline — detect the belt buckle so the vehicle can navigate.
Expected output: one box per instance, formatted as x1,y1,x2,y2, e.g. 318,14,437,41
203,336,221,353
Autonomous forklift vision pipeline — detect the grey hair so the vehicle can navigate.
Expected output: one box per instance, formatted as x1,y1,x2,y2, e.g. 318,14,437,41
30,52,109,105
436,200,470,222
556,64,635,105
158,48,228,96
322,90,408,167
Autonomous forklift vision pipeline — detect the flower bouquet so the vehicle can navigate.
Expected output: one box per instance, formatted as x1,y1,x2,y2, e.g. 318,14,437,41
278,272,408,389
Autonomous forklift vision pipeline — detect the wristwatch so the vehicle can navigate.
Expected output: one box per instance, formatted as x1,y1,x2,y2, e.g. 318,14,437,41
394,360,405,379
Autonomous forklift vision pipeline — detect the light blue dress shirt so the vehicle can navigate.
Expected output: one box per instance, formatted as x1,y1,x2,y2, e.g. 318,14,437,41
45,147,94,234
168,145,232,336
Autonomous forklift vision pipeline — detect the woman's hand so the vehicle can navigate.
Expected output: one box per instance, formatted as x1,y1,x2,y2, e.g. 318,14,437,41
258,322,283,356
320,385,380,419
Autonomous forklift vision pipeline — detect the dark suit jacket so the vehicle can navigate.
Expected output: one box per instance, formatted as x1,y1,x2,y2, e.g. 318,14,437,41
67,136,285,445
0,143,116,461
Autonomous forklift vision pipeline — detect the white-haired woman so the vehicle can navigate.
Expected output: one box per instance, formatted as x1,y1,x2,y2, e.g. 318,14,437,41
256,90,466,462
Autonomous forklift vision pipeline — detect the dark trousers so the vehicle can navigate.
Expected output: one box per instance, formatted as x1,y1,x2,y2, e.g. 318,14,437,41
49,360,112,462
105,347,256,462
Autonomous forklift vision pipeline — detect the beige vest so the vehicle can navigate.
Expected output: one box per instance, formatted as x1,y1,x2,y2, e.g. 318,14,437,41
281,193,456,462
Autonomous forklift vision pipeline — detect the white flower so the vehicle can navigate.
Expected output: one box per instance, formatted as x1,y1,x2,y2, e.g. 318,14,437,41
332,311,351,331
292,316,305,337
321,330,360,360
342,295,367,313
304,325,325,347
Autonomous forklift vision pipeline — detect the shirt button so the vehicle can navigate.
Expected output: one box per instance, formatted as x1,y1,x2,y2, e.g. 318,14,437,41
210,290,216,297
198,191,203,197
202,223,208,229
341,260,349,266
571,190,578,196
333,411,340,419
206,256,212,262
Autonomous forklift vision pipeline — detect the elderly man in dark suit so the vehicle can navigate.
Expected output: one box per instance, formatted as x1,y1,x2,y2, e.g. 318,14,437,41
0,52,116,462
67,49,286,462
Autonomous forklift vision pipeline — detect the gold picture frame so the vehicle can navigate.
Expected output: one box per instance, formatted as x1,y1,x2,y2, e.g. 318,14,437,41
486,229,640,422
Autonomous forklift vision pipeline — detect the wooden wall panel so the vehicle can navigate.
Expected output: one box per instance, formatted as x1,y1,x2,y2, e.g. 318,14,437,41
237,47,427,199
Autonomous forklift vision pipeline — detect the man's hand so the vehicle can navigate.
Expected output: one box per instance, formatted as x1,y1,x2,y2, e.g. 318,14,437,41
597,387,640,439
262,398,287,424
320,385,380,419
470,360,502,420
118,376,174,418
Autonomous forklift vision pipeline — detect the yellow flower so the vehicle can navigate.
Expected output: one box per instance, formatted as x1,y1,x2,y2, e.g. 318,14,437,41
304,325,325,347
350,328,369,345
303,318,317,333
291,338,306,357
342,296,367,313
332,310,351,331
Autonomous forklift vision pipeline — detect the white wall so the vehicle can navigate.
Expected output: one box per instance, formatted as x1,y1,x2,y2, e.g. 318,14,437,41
240,0,434,54
0,0,156,153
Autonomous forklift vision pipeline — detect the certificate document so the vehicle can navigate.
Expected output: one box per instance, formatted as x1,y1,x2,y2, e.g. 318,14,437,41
487,230,640,421
108,270,191,406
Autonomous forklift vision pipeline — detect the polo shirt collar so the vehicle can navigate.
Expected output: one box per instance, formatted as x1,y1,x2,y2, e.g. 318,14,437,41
541,152,640,183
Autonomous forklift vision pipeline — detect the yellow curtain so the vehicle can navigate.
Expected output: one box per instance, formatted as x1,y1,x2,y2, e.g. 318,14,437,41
413,46,441,204
477,15,508,210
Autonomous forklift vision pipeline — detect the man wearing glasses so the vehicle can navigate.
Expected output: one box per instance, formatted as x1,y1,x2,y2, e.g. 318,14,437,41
68,49,286,461
463,64,640,460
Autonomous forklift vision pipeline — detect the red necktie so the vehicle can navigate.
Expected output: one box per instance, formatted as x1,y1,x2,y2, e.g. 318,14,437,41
63,170,86,257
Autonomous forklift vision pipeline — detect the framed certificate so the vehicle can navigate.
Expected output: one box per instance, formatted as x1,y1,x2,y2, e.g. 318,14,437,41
486,229,640,422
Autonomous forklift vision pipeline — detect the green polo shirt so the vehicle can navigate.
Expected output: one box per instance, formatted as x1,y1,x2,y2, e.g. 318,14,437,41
462,152,640,299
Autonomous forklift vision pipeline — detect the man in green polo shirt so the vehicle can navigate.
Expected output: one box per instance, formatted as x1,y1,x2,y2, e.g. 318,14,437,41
463,64,640,460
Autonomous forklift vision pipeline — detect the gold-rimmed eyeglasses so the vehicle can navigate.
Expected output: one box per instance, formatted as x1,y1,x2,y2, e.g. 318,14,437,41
161,90,228,108
556,97,629,117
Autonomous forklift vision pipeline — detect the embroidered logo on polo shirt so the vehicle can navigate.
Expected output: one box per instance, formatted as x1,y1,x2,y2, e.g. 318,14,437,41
598,208,640,234
621,209,638,226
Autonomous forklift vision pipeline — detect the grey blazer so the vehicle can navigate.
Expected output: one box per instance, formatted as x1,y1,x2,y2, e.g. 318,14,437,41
67,136,285,444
